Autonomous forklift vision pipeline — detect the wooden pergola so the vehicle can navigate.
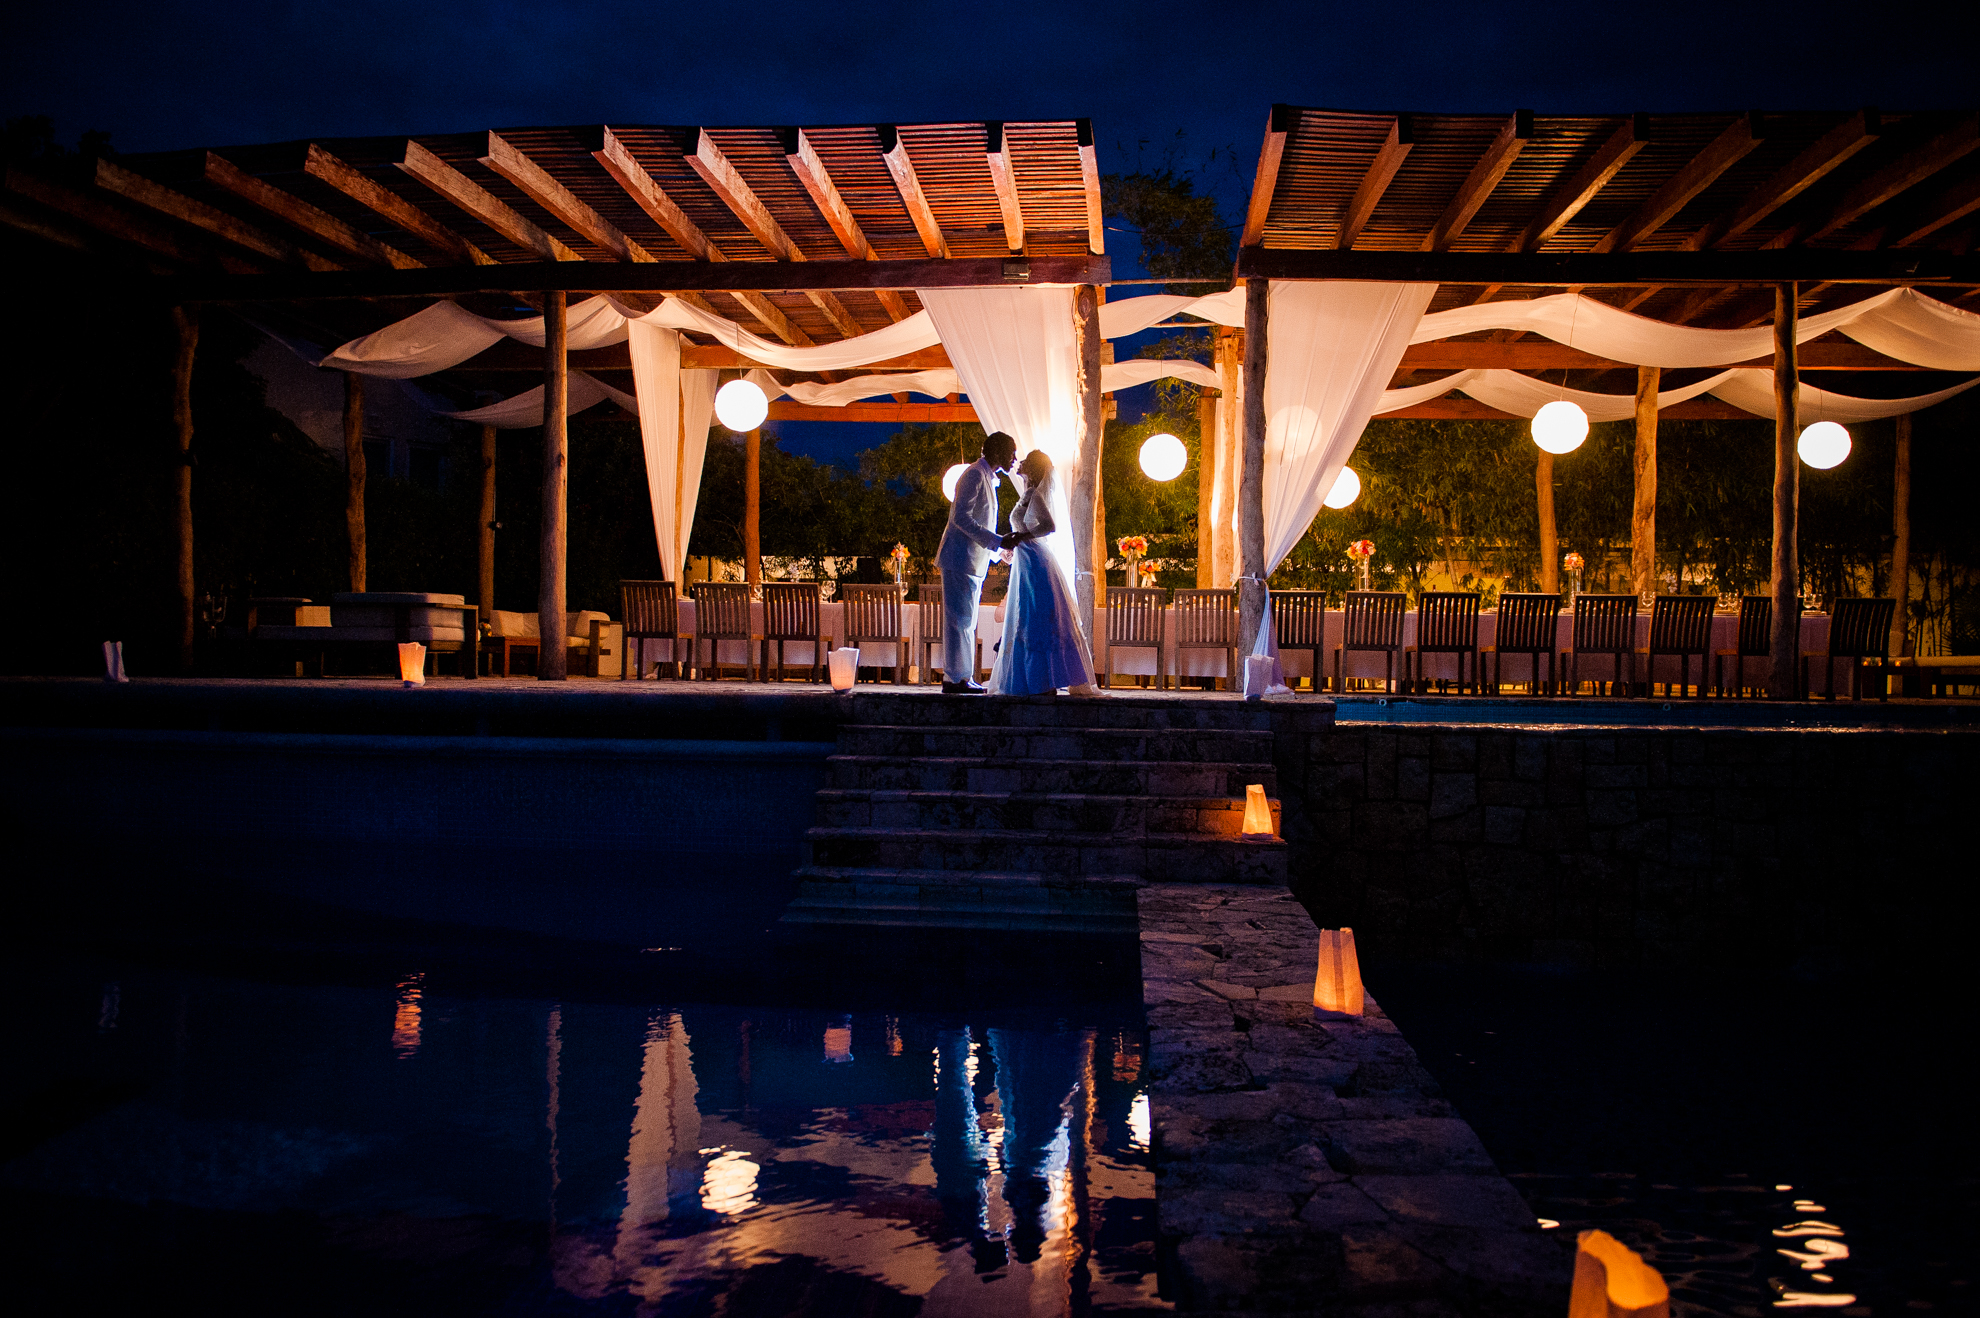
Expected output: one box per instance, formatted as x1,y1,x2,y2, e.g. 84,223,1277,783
2,119,1109,675
1217,104,1980,695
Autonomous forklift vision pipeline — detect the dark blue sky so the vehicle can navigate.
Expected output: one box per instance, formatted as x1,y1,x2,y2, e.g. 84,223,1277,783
10,1,1966,465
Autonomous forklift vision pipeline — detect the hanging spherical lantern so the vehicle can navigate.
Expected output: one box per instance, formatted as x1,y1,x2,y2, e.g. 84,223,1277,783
1323,466,1362,509
1797,420,1852,470
1138,433,1187,481
714,378,768,432
941,463,968,501
1531,400,1589,455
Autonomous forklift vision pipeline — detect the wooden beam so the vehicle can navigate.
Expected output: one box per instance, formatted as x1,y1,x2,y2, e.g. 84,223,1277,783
95,158,340,270
1687,109,1879,251
1077,119,1104,255
744,426,761,597
764,401,977,422
1885,170,1980,248
1594,112,1763,253
1241,104,1296,247
5,167,265,271
1394,338,1928,371
1515,114,1649,251
781,126,911,321
1423,111,1533,252
1632,365,1659,598
1071,284,1104,641
396,140,582,262
478,423,496,624
1536,448,1557,596
170,305,198,673
690,343,950,371
984,122,1025,253
481,131,655,263
1237,278,1269,658
1335,116,1413,251
539,289,569,680
1766,113,1980,248
204,152,420,270
166,252,1111,302
879,125,949,259
1378,396,1750,421
1767,283,1798,699
343,372,366,592
1892,412,1911,657
1233,247,1964,285
304,144,493,266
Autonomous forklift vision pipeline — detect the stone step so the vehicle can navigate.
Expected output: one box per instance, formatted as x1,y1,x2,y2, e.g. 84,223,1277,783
825,755,1278,797
814,788,1280,837
842,690,1320,732
805,826,1286,885
782,866,1143,933
836,723,1276,764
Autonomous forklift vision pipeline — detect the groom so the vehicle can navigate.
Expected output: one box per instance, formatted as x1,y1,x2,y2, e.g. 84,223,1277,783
935,431,1018,694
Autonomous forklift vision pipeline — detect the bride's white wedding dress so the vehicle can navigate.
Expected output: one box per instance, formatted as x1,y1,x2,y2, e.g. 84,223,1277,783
989,473,1101,697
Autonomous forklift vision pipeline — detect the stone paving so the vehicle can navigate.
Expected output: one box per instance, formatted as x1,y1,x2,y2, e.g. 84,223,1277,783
1139,883,1570,1315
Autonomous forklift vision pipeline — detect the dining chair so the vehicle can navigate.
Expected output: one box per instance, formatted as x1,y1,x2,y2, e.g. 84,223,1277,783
1563,595,1638,696
1638,595,1716,698
1405,592,1482,695
839,584,909,684
1333,591,1407,694
618,580,685,679
1104,586,1167,689
1802,597,1896,700
916,582,979,684
1714,595,1775,698
761,581,827,682
1271,590,1328,692
1483,593,1563,695
1170,588,1238,691
689,582,754,681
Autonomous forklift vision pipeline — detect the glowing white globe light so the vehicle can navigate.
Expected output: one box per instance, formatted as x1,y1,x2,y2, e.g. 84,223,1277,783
1323,466,1362,509
1531,400,1589,455
1139,433,1187,481
941,463,968,501
1797,420,1851,470
714,378,768,432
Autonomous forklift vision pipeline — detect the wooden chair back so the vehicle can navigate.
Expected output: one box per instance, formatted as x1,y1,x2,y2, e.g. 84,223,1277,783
1494,593,1562,653
1735,595,1773,656
1648,595,1716,656
1107,587,1167,647
690,582,752,640
1825,597,1896,658
619,580,678,636
1414,592,1481,652
839,584,904,642
1272,591,1327,647
916,582,954,684
762,581,823,641
1341,592,1407,651
1171,589,1237,645
1572,595,1638,655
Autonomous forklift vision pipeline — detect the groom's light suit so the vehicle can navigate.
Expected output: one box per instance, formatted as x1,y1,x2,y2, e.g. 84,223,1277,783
935,458,1006,683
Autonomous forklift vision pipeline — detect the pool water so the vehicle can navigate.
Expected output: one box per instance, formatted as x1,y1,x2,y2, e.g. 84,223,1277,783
1,947,1160,1316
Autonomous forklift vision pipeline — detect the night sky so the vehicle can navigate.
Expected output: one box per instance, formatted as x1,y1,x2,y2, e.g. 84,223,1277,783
9,1,1968,464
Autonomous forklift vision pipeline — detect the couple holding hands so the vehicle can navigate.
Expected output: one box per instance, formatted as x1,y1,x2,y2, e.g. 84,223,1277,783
935,431,1105,698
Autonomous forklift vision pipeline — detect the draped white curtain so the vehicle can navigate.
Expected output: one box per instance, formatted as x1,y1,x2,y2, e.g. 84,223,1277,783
440,371,636,427
1375,367,1980,422
627,323,716,582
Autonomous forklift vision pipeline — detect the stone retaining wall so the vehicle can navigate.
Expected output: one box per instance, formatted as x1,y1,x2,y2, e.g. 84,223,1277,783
1273,723,1973,968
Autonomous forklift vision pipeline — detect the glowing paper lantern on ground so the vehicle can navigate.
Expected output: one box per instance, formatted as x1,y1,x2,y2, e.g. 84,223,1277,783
1532,399,1590,455
714,378,768,432
1569,1229,1670,1318
1139,433,1187,481
941,463,968,501
828,646,860,691
1324,466,1361,509
1797,420,1852,470
397,642,426,686
1242,784,1275,835
1313,927,1364,1016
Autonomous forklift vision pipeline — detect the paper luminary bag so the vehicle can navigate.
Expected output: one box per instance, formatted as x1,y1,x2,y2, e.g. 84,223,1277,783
1313,927,1364,1016
1567,1229,1670,1318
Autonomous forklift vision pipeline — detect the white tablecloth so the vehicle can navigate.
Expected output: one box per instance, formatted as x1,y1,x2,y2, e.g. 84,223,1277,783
634,599,1006,674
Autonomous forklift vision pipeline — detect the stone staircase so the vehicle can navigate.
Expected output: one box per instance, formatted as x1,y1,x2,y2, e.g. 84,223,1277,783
783,692,1291,934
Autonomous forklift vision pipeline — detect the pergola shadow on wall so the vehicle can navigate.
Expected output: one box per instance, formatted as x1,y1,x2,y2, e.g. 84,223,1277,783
4,105,1977,691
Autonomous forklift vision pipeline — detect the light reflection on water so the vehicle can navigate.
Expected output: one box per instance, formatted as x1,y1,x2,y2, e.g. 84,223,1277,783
1,961,1158,1316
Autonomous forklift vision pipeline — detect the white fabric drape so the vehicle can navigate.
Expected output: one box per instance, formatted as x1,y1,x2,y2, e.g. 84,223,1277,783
628,322,716,583
440,371,637,427
320,296,634,376
1373,367,1980,422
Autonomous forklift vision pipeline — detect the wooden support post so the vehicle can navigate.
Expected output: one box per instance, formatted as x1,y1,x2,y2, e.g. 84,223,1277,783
1537,450,1558,595
744,427,761,597
343,371,366,593
1768,282,1800,699
1093,330,1111,613
538,290,568,680
1237,278,1269,659
1631,365,1660,598
1070,283,1105,645
1215,328,1240,589
1197,392,1217,587
477,424,497,624
169,305,198,673
1892,412,1911,657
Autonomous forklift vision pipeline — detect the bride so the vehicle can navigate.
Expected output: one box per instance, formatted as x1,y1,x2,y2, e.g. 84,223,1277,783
990,449,1105,697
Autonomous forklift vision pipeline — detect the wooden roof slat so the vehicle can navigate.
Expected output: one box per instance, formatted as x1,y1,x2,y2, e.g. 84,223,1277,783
984,122,1025,253
1684,109,1880,251
304,144,495,266
589,127,721,262
1593,112,1763,253
780,127,911,323
1422,111,1533,252
1766,112,1980,248
203,151,421,270
396,140,582,262
1335,116,1414,250
480,131,655,264
1516,114,1648,252
878,125,950,259
94,158,341,270
1242,105,1296,247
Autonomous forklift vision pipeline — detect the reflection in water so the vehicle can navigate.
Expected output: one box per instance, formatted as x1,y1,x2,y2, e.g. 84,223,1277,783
823,1016,853,1064
1771,1203,1855,1309
389,972,422,1059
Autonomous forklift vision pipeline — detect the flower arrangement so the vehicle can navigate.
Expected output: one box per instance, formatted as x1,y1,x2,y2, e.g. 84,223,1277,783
1348,539,1376,560
889,543,911,564
1117,535,1149,560
1562,552,1584,572
889,542,910,585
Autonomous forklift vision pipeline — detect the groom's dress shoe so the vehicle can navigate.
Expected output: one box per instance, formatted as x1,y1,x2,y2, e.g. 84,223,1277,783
942,680,989,695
